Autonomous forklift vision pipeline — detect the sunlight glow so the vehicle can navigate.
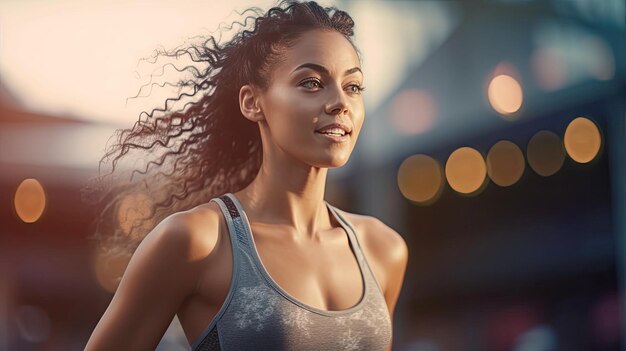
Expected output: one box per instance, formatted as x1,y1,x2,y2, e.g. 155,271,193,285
0,0,333,124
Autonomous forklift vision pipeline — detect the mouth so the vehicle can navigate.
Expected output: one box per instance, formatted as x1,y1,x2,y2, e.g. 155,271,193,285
315,130,351,143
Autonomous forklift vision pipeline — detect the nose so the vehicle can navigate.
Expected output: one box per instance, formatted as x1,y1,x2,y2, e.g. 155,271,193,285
324,87,349,115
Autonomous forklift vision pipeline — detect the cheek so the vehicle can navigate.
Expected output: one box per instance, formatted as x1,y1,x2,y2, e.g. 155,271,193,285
264,88,321,138
352,100,366,135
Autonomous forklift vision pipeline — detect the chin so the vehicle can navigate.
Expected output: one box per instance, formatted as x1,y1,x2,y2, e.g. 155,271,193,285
314,155,351,169
298,143,354,168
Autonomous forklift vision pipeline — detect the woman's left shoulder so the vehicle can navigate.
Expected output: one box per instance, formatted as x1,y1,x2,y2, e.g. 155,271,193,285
338,209,408,269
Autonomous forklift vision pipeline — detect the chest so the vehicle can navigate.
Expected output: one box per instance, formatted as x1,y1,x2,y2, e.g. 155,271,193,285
195,220,392,351
200,224,366,312
178,209,390,349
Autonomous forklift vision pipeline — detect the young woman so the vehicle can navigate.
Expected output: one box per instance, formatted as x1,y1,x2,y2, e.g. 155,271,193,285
84,1,408,350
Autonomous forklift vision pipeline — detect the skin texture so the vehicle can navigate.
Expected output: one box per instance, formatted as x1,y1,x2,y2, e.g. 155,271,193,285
85,29,409,351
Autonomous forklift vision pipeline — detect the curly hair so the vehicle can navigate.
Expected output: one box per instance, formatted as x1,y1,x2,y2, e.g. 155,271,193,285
81,0,361,258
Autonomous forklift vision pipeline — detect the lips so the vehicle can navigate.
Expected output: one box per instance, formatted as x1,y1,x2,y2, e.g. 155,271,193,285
315,130,350,143
315,122,352,135
315,128,348,137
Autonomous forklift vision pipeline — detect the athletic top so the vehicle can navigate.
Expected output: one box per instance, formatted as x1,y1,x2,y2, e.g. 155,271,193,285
190,193,392,351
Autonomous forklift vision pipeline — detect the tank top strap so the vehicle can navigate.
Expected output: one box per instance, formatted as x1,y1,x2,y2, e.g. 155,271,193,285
217,192,367,263
325,203,387,296
324,203,366,264
209,194,252,250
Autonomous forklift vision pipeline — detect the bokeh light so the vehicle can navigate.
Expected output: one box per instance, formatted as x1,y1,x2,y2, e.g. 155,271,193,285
117,192,154,237
488,74,523,117
527,130,565,177
94,250,132,294
389,89,438,135
397,154,444,204
13,178,46,223
445,147,487,195
531,47,567,91
487,140,525,187
564,116,602,163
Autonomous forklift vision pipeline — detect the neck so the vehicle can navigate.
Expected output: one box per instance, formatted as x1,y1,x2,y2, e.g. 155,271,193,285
233,146,332,242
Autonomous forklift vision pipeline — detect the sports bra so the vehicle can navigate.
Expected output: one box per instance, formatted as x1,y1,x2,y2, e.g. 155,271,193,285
190,193,392,351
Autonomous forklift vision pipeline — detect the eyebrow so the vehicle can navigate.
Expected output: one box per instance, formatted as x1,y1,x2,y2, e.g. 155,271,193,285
292,63,362,77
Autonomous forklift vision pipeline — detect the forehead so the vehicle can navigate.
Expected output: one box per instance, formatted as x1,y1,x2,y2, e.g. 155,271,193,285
278,29,361,75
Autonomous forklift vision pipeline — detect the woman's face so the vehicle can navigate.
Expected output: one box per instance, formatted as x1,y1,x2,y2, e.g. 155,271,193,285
257,29,365,168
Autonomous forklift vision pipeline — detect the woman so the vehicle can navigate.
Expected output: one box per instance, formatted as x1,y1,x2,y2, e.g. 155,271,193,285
84,1,408,350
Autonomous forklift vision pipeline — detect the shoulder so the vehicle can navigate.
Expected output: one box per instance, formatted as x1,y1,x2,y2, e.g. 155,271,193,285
341,210,408,263
140,199,224,263
333,208,409,289
334,208,409,323
84,200,225,350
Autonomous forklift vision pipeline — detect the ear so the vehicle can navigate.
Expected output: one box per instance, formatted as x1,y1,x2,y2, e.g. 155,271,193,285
239,84,265,122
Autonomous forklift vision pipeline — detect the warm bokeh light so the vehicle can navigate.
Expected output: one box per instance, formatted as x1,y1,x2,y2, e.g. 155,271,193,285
445,147,487,194
488,74,523,117
486,140,525,187
13,178,46,223
389,89,438,135
117,193,154,237
564,117,602,163
94,250,132,293
527,130,565,177
531,47,567,91
397,154,443,204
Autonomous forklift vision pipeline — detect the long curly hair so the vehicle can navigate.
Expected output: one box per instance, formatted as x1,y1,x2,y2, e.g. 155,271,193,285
81,0,360,258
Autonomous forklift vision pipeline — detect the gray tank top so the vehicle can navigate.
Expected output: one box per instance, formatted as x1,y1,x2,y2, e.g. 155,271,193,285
190,193,392,351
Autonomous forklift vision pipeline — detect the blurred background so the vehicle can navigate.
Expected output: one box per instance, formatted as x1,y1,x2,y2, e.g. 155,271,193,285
1,0,624,350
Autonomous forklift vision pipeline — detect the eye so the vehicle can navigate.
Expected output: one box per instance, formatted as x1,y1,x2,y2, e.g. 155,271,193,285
347,84,366,94
300,78,322,90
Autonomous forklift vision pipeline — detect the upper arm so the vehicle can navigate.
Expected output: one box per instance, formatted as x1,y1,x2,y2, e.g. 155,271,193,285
370,217,409,322
363,217,409,351
85,211,217,351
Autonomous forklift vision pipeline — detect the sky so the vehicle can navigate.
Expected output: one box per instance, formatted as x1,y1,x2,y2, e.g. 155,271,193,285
0,0,454,126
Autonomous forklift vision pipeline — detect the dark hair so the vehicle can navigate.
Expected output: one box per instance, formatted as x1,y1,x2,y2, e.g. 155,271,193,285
82,0,360,257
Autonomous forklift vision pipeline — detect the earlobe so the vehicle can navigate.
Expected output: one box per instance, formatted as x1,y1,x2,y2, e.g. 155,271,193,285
239,85,264,122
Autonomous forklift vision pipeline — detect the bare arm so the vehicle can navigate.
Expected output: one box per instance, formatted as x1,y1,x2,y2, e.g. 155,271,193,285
374,219,409,351
85,212,216,351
